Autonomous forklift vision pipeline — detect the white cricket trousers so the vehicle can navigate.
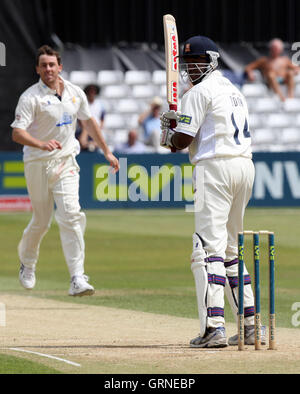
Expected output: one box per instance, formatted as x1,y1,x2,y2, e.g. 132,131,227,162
191,157,255,332
18,155,86,277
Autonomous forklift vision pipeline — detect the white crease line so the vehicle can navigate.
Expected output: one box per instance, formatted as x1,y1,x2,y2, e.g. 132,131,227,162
8,348,81,367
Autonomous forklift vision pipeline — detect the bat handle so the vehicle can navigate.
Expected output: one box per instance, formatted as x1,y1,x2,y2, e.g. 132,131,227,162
170,119,177,129
169,104,177,153
169,104,177,129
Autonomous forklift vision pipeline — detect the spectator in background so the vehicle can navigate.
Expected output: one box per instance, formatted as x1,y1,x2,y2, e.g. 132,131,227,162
114,129,149,154
77,84,106,151
138,96,163,152
245,38,300,101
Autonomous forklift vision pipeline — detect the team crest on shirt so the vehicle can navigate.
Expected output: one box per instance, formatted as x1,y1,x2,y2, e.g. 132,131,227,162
41,100,52,107
72,97,76,104
56,112,73,127
184,44,191,53
179,115,192,125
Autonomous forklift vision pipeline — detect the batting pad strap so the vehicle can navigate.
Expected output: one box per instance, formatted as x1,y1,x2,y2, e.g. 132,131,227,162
224,258,238,268
208,274,226,287
207,307,224,317
227,274,252,289
205,256,224,263
244,306,255,317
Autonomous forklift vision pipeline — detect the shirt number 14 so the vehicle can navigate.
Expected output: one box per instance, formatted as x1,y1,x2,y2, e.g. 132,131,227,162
231,113,251,145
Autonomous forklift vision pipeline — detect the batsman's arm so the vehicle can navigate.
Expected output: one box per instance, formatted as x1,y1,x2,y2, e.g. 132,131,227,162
81,117,120,173
160,112,194,150
12,128,62,151
160,127,194,151
172,132,194,150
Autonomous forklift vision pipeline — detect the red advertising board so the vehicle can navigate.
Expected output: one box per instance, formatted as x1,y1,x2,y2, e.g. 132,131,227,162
0,196,32,212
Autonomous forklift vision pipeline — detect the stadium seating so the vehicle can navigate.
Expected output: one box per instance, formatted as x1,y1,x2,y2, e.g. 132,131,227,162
97,70,124,86
131,84,157,99
102,85,129,99
70,71,97,87
67,66,300,152
252,128,276,145
114,130,128,144
242,83,268,97
124,70,152,85
280,128,300,144
126,114,140,129
152,70,166,85
104,113,125,130
254,98,280,113
295,114,300,127
117,99,141,114
266,113,293,128
158,85,167,99
284,98,300,112
249,114,264,128
295,84,300,97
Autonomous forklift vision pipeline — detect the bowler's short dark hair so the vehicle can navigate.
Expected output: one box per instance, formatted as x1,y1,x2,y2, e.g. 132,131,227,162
36,45,62,66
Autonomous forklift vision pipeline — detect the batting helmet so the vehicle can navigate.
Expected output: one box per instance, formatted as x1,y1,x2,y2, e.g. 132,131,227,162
180,35,220,84
182,35,219,58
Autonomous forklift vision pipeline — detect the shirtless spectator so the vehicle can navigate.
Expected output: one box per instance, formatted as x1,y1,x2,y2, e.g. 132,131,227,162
245,38,300,101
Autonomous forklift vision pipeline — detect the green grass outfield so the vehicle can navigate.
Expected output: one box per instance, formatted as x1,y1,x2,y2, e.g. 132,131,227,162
0,354,61,374
0,208,299,329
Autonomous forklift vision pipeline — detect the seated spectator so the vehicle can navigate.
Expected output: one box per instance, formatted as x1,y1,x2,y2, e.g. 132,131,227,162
138,96,163,151
77,84,106,151
245,38,300,101
114,129,149,154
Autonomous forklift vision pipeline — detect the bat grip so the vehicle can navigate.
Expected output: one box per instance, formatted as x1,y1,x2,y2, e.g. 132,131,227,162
169,104,177,153
170,119,177,129
169,104,177,129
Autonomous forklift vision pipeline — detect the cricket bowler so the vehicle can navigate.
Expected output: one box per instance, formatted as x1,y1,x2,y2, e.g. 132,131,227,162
11,45,119,296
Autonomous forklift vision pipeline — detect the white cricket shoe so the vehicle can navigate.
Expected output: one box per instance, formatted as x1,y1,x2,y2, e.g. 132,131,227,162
228,325,266,346
190,327,228,348
69,275,95,297
19,264,36,290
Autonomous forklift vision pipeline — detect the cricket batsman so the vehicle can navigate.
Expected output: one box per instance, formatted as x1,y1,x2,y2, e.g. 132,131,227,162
160,35,266,348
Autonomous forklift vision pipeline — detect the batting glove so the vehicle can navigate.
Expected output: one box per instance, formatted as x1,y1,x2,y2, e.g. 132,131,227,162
160,127,176,148
160,110,182,130
160,110,181,150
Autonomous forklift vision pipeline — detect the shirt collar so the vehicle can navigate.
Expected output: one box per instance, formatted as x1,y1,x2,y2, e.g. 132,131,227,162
201,69,221,83
38,75,65,95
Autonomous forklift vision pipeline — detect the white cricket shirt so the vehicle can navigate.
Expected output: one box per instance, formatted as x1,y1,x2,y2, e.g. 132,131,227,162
177,71,252,164
11,77,92,162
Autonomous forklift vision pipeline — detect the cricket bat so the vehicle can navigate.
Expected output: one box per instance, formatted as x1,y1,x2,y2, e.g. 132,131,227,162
163,14,179,123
